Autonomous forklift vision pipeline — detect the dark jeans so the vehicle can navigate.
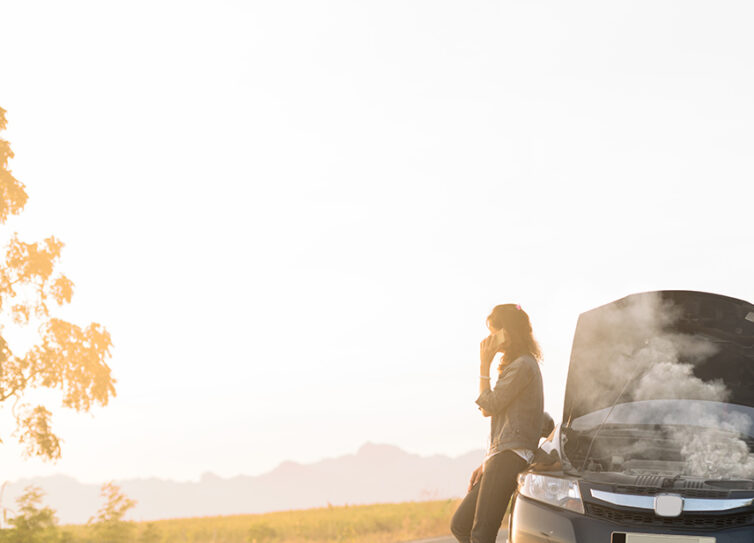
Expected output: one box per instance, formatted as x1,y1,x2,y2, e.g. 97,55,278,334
450,450,528,543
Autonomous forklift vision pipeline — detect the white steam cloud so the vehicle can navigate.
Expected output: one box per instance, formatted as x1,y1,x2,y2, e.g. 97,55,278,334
570,292,754,480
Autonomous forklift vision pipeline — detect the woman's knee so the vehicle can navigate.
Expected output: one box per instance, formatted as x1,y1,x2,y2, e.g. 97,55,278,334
450,507,471,543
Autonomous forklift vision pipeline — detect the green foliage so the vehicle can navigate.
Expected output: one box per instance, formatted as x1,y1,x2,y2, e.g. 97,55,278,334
87,482,137,543
246,522,277,542
0,106,115,461
61,498,461,543
138,522,162,543
0,485,60,543
0,486,459,543
0,108,28,223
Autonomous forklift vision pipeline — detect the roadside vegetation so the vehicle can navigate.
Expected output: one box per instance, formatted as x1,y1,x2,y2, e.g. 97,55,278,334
0,485,461,543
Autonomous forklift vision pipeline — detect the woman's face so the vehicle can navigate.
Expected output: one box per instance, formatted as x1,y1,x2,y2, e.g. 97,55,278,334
487,322,508,349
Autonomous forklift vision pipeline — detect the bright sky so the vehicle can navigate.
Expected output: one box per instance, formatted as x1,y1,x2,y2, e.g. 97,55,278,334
0,0,752,484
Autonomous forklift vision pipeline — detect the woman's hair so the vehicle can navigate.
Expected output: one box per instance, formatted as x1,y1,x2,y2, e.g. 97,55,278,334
486,304,542,373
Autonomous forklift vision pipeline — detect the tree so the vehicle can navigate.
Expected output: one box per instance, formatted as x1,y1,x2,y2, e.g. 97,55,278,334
0,485,60,543
0,106,115,460
88,482,136,543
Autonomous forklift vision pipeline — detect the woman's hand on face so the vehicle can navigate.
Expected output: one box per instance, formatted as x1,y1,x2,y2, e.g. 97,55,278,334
479,335,498,368
468,464,484,491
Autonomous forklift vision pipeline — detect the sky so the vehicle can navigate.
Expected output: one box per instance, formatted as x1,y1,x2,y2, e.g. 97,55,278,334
0,0,753,484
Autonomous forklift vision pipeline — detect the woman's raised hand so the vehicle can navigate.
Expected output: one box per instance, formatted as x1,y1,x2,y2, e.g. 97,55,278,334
479,335,498,368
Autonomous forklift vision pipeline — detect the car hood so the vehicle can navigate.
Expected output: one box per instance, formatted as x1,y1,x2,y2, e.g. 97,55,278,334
562,290,754,427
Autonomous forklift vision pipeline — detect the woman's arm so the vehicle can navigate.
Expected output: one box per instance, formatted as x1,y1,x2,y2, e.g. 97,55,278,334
479,374,492,395
476,357,534,415
478,336,496,417
479,375,492,416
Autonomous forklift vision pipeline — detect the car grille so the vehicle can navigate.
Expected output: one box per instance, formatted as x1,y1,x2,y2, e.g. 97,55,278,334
585,503,754,530
611,485,729,499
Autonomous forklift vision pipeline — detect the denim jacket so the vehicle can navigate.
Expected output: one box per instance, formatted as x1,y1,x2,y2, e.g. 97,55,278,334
475,354,544,457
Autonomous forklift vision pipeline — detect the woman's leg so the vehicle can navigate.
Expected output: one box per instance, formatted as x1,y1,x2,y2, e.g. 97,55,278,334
470,451,527,543
450,477,480,543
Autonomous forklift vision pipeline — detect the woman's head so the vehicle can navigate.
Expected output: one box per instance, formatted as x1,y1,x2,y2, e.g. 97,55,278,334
486,304,542,372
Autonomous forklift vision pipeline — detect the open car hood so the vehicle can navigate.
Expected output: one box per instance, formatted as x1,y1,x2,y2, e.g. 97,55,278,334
562,290,754,427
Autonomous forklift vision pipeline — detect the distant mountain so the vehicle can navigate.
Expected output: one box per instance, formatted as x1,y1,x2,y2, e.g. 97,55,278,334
1,443,485,525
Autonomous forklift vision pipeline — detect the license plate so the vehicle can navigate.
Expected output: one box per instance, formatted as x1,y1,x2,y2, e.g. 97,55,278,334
611,534,716,543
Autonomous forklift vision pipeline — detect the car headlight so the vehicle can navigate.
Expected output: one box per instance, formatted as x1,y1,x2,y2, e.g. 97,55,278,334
517,472,584,514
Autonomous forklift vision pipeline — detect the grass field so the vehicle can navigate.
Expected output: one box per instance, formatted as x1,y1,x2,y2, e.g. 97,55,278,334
59,498,464,543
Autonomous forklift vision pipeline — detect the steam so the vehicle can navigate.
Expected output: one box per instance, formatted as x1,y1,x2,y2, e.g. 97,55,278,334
679,427,754,479
633,362,727,403
571,292,754,479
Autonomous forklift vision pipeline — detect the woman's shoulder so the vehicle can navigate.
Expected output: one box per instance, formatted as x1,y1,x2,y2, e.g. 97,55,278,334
514,353,538,365
500,353,541,376
514,354,542,376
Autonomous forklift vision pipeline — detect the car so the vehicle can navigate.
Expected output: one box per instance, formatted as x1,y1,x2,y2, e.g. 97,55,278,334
508,290,754,543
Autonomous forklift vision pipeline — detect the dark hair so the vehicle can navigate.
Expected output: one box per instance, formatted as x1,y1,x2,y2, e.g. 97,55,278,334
486,304,542,374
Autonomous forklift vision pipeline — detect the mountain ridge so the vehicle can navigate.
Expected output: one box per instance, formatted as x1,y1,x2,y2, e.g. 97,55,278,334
1,443,485,525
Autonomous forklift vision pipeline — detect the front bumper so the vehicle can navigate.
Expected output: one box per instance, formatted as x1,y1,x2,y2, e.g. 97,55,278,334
509,494,754,543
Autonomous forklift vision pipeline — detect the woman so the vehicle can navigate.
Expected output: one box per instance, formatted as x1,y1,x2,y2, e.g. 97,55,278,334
450,303,544,543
